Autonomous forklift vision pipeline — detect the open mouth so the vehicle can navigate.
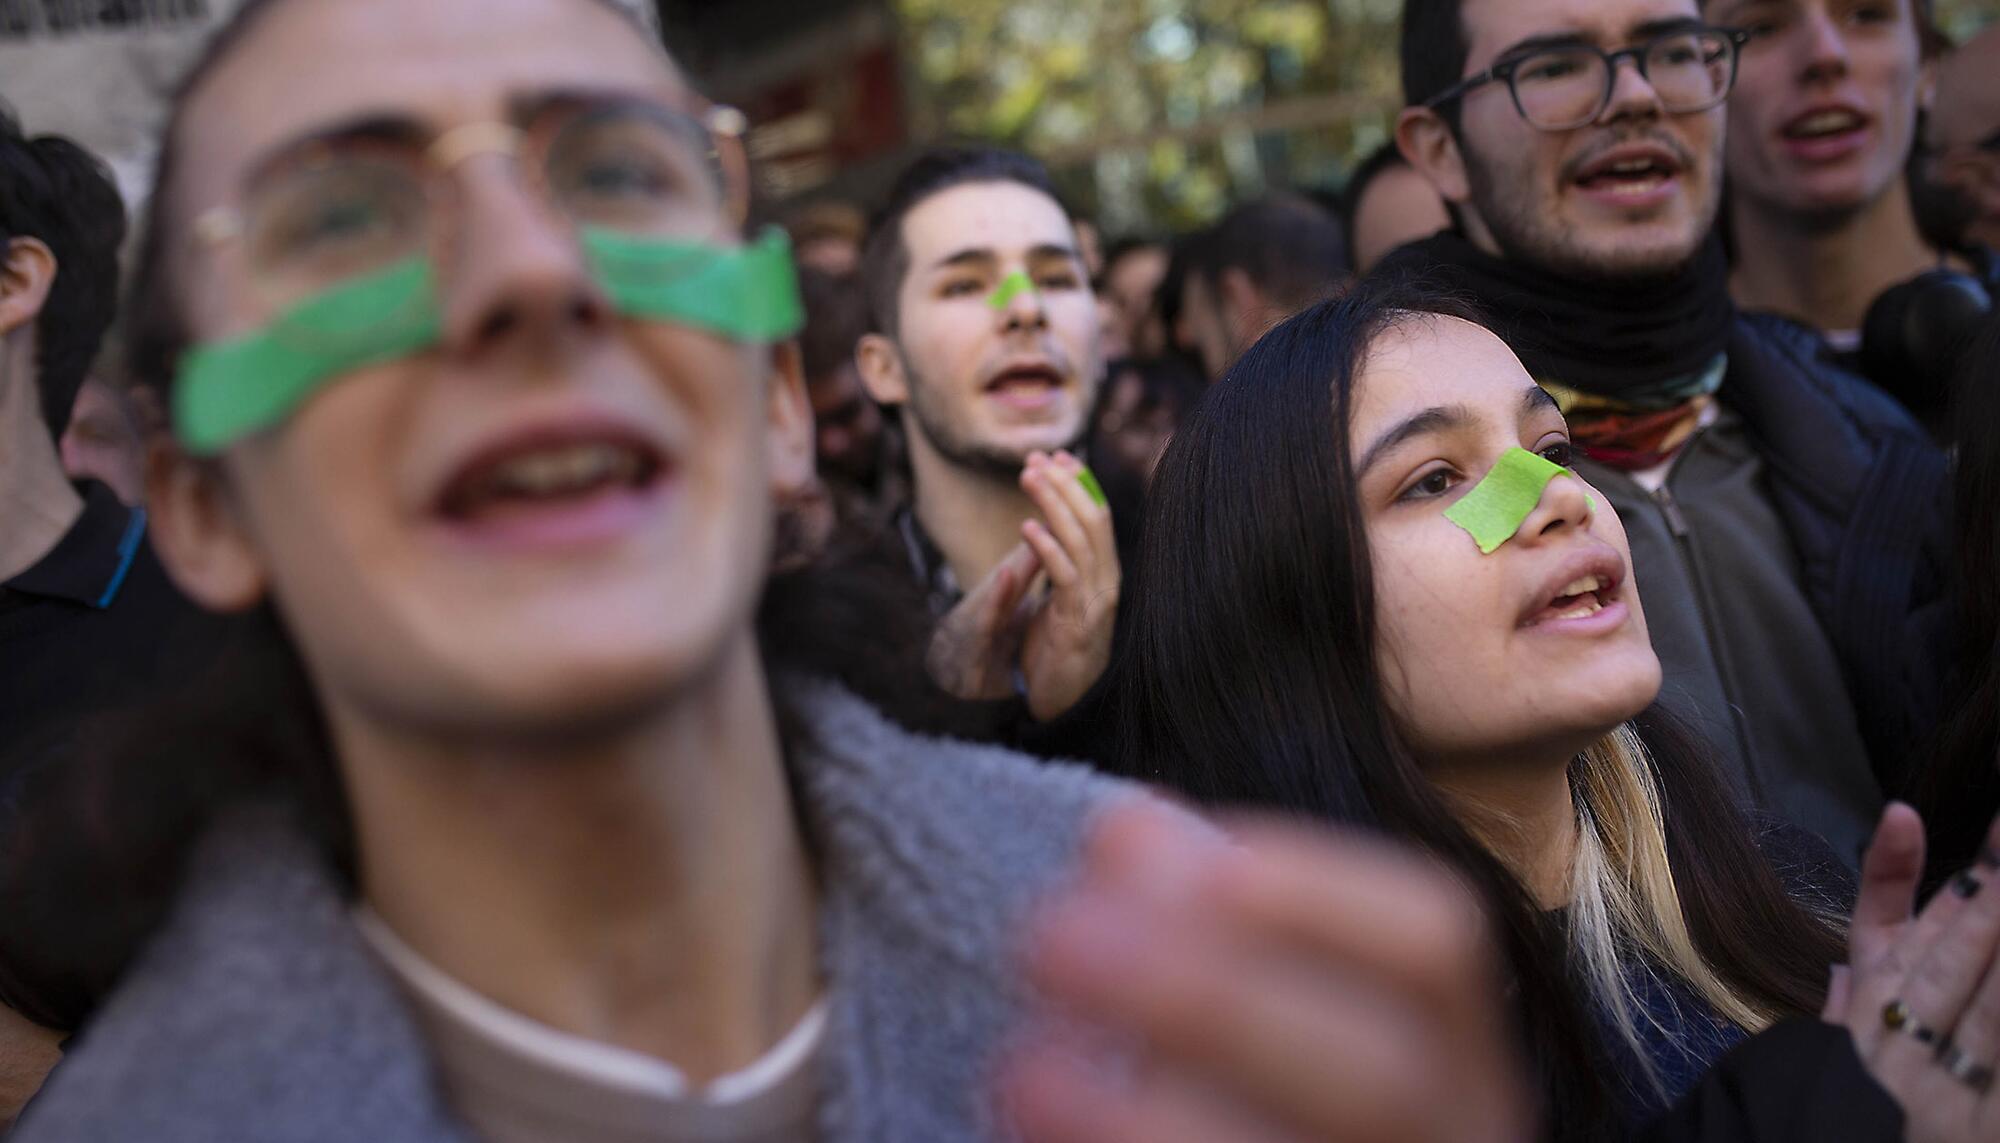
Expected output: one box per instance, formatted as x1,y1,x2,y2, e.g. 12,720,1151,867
1524,572,1619,627
1782,108,1867,142
984,363,1067,407
437,435,666,525
1572,148,1683,199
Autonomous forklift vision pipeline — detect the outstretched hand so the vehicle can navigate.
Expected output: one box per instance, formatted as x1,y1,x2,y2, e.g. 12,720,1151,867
1003,801,1535,1143
1828,805,2000,1142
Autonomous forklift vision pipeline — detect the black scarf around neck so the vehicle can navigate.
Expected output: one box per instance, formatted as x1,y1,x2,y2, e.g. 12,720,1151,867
1374,230,1735,401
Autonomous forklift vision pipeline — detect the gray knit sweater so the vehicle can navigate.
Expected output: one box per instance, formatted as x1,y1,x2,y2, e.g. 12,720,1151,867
17,681,1134,1142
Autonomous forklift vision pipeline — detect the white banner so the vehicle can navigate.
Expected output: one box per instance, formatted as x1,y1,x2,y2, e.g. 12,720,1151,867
0,0,660,206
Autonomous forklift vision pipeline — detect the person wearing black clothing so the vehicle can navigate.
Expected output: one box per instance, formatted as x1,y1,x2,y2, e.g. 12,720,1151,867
0,105,228,1121
1381,0,1951,862
850,148,1122,749
0,485,226,785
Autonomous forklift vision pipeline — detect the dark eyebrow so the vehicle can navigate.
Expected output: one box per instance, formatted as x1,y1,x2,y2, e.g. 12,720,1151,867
507,84,685,124
244,114,430,189
931,244,1080,273
1522,385,1561,419
244,86,683,190
1492,15,1706,62
1357,404,1478,477
1631,16,1707,40
1491,31,1591,62
929,248,998,272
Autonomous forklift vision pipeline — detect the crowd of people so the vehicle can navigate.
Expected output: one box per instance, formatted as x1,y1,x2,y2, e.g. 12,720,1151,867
0,0,1997,1138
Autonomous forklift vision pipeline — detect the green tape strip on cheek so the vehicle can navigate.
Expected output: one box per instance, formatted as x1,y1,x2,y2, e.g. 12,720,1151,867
987,269,1035,311
1443,446,1577,555
174,258,443,456
583,226,804,341
175,230,805,455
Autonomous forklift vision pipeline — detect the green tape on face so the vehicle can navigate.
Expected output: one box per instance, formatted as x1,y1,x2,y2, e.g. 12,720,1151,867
1076,465,1107,507
987,269,1036,311
582,226,804,341
176,257,442,456
175,228,807,455
1443,446,1577,554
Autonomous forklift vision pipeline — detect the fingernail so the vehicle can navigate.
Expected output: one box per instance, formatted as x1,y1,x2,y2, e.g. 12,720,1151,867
1954,869,1985,899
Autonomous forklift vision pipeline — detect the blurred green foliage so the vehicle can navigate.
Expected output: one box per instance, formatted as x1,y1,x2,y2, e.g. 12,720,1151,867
897,0,1405,231
1934,0,1992,41
896,0,1997,234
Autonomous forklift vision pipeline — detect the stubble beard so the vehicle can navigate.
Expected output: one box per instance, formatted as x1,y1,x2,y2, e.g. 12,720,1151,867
900,354,1092,484
1460,132,1717,286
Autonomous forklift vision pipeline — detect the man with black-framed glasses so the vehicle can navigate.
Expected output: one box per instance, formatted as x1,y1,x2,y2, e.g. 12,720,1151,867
1932,25,2000,256
1377,0,1952,865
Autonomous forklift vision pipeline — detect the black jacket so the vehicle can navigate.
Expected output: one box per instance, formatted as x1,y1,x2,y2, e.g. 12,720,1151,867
1721,313,1954,793
1642,1019,1901,1142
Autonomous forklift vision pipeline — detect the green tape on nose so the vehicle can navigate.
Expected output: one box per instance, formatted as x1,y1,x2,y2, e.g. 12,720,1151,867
1443,446,1584,554
987,269,1036,310
174,228,806,456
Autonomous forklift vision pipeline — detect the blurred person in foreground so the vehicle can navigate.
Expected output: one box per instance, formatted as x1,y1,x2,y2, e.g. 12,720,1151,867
854,148,1121,737
1343,140,1455,274
3,0,1132,1134
1383,0,1951,863
0,5,1598,1140
1175,193,1350,379
1708,0,1990,427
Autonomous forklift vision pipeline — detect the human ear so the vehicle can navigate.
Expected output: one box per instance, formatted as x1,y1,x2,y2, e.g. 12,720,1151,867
0,238,57,338
1396,107,1473,207
144,437,267,613
855,332,908,407
763,340,814,499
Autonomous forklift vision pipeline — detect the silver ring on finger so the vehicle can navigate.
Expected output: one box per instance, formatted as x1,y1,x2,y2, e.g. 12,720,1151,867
1885,999,1946,1047
1938,1043,1998,1094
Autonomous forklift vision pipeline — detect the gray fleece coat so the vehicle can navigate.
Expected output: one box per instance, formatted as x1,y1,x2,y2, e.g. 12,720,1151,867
17,682,1134,1142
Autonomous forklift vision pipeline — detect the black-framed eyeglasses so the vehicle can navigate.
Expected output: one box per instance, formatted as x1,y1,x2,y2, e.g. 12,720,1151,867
1424,26,1751,132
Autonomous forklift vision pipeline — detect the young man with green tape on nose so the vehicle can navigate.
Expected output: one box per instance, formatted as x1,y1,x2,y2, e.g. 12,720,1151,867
854,147,1121,747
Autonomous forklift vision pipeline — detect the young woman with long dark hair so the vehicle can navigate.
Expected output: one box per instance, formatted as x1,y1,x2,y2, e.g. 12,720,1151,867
1110,281,1854,1135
